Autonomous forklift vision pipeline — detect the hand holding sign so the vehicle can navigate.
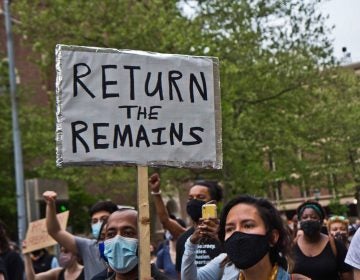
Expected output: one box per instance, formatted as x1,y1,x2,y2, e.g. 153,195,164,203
22,240,29,254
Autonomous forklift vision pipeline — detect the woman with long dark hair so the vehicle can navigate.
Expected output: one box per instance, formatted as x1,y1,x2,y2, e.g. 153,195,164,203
0,220,24,280
181,195,306,280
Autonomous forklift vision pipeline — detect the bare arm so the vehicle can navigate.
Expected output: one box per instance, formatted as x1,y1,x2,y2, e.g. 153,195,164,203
43,191,78,254
354,269,360,280
24,253,37,280
24,253,35,280
149,173,186,239
24,253,61,280
290,274,311,280
340,270,353,280
0,260,4,280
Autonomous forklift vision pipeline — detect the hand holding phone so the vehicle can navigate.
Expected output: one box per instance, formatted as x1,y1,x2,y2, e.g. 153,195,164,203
191,203,218,244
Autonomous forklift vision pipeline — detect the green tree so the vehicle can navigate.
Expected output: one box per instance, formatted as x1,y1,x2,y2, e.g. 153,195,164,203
190,0,337,195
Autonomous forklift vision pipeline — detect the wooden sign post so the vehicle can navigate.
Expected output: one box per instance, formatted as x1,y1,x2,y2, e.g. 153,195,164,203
137,166,150,279
55,45,222,279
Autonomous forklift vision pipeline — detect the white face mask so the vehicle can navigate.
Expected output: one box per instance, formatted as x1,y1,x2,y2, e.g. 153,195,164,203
103,235,138,274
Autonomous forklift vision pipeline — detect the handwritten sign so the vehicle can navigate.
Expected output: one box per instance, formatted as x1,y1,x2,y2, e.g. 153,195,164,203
23,211,69,253
55,45,222,169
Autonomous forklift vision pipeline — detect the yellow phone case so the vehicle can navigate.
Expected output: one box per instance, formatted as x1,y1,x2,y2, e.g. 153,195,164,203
202,204,217,219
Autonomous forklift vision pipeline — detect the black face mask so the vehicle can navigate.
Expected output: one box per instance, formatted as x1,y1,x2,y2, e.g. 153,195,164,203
186,199,206,222
224,231,269,270
300,220,321,237
334,232,348,244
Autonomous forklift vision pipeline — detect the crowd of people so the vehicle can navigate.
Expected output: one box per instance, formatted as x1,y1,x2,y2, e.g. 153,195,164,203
0,173,360,279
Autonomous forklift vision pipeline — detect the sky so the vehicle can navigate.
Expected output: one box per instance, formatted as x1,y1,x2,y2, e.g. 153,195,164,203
321,0,360,62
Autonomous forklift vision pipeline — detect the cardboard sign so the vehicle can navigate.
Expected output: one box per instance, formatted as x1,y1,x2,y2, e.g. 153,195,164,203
23,211,69,253
55,45,222,169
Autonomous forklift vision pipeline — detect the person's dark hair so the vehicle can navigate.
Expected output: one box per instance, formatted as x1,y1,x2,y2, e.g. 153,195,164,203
218,195,292,270
297,200,326,222
0,220,10,252
169,214,186,228
89,201,118,217
175,218,186,228
31,248,47,257
192,180,223,202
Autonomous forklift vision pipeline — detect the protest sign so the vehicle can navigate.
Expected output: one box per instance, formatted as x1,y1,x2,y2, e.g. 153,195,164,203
55,45,222,169
23,211,69,253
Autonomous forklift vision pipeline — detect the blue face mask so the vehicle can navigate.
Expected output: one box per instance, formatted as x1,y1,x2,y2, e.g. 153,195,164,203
91,222,102,239
103,235,138,274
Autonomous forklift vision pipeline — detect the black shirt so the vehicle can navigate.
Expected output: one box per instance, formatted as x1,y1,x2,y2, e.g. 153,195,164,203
58,268,85,280
175,227,223,272
292,239,352,280
0,257,8,280
32,251,56,273
0,250,24,280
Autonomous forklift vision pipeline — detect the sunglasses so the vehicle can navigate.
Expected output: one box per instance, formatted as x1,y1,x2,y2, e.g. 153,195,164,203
329,215,348,222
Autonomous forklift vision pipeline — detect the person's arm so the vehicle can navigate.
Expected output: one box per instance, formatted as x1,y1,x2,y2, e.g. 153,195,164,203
345,229,360,280
189,217,219,244
24,253,61,280
24,253,37,280
149,173,186,239
181,237,225,280
43,191,78,254
340,271,353,280
290,274,311,280
354,269,360,280
335,237,354,280
0,257,6,280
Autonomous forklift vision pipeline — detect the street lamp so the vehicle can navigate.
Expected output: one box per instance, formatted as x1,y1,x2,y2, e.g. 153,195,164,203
3,0,27,243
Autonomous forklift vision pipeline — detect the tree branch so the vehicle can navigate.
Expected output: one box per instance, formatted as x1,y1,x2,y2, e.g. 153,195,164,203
236,84,302,105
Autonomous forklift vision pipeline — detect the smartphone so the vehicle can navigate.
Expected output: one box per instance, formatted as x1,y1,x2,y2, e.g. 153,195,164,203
202,203,217,219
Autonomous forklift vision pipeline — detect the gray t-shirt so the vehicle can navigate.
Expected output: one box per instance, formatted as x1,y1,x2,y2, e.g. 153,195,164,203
345,228,360,269
75,236,106,280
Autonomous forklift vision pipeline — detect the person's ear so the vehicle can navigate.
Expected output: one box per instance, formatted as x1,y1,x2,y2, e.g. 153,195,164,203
269,229,279,246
